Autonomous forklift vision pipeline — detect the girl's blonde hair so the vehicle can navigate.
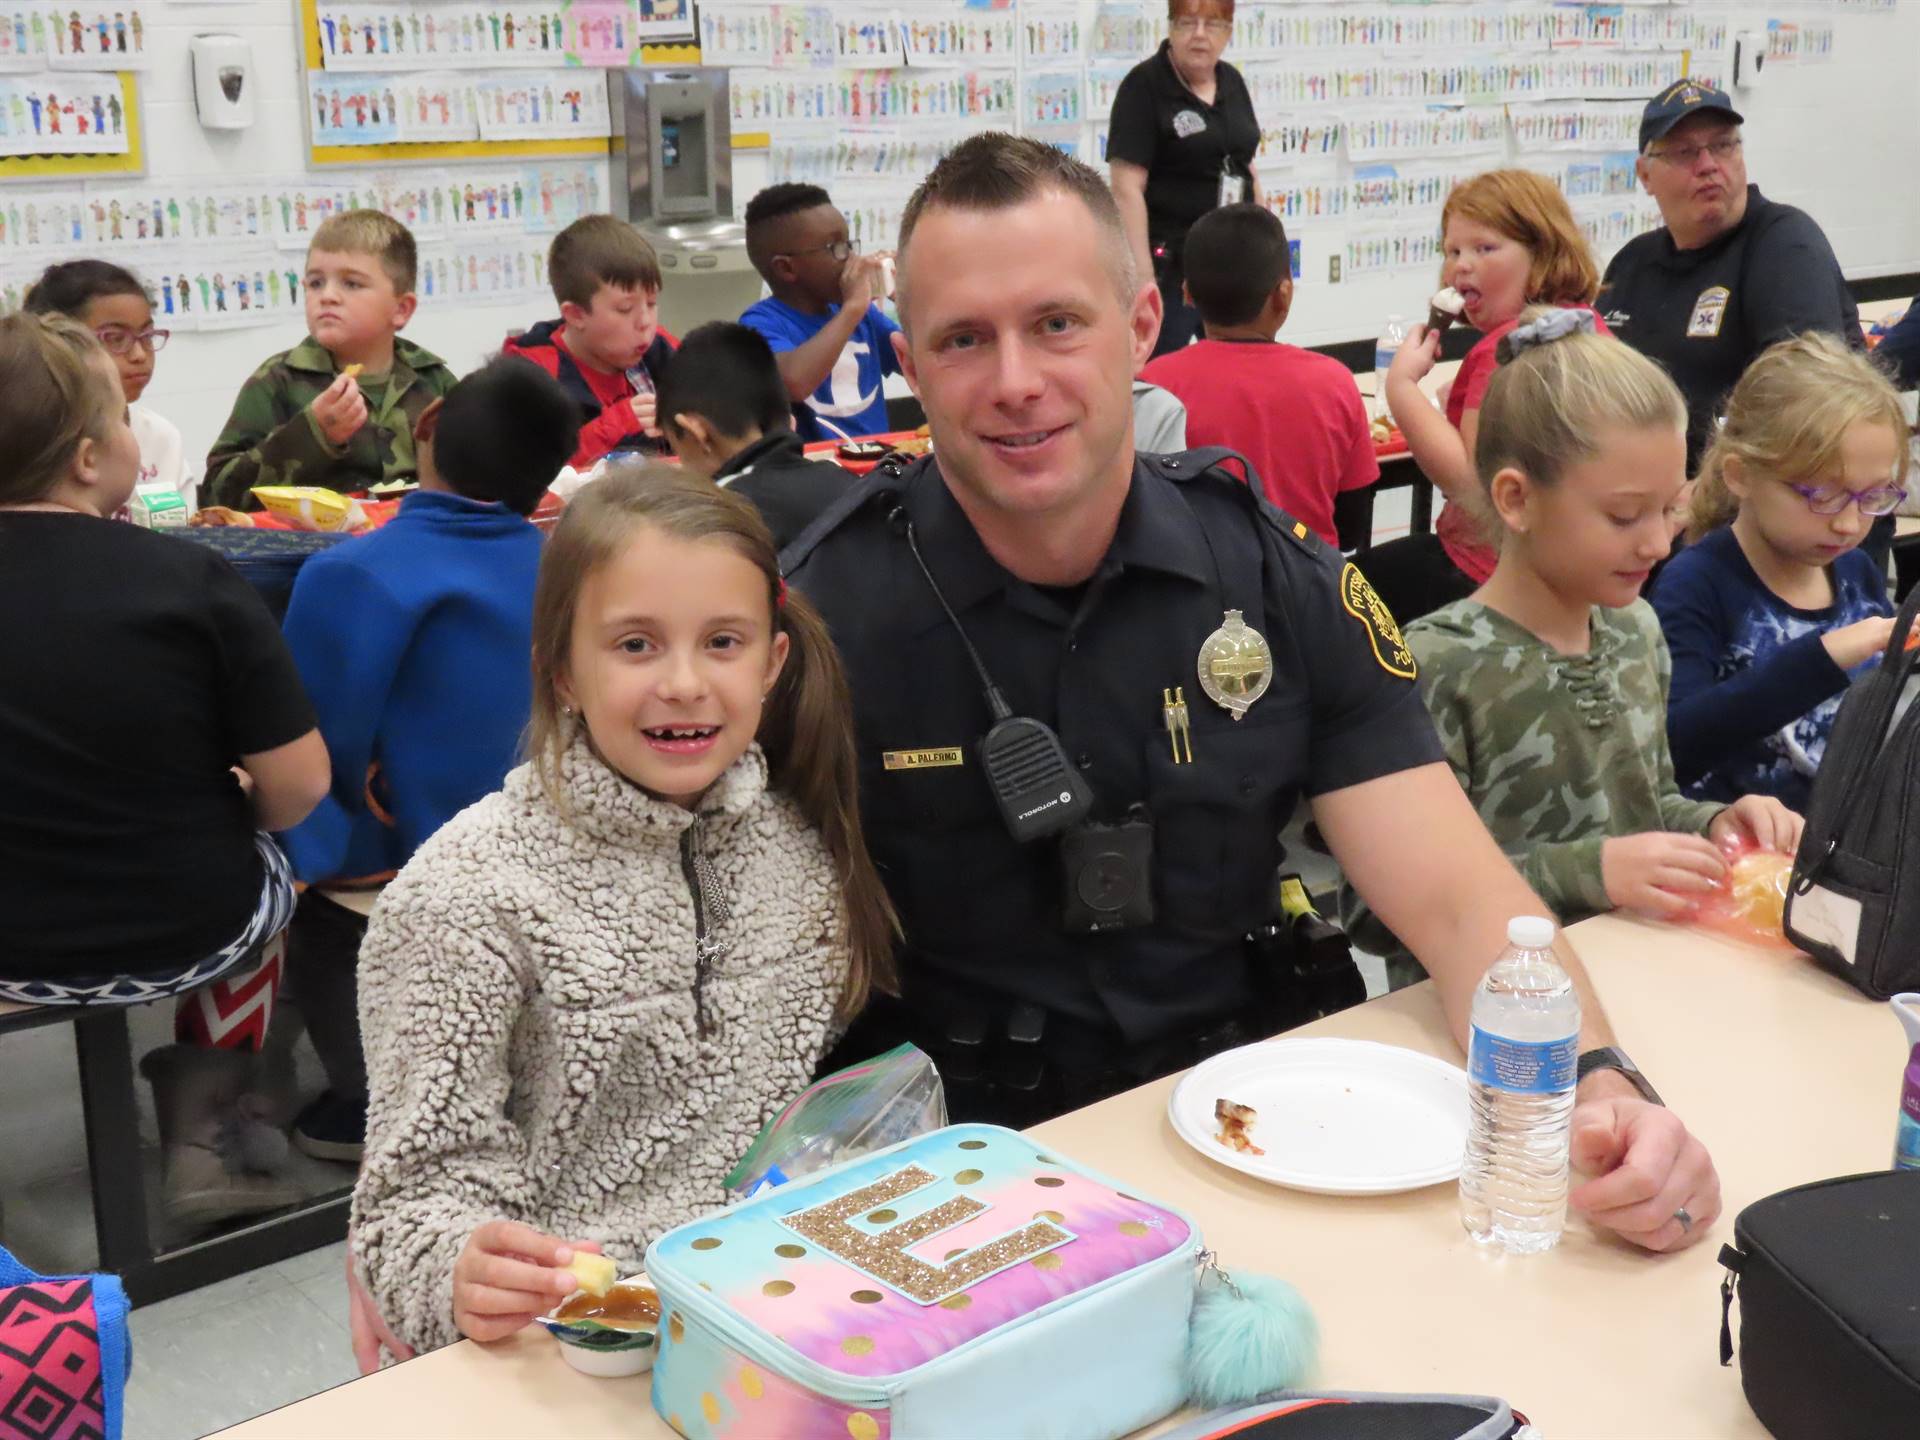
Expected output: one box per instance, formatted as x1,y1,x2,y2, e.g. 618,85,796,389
527,463,896,1018
1689,333,1912,541
0,310,119,505
1475,309,1688,498
1441,170,1601,306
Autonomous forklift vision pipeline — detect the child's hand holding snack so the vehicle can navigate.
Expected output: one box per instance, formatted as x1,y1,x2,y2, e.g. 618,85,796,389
629,390,660,436
311,366,369,448
451,1219,603,1344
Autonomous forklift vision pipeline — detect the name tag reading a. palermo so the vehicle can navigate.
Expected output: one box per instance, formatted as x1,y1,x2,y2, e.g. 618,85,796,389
884,747,965,771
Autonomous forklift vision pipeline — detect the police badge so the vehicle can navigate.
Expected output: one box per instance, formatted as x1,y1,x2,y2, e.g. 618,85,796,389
1197,609,1273,721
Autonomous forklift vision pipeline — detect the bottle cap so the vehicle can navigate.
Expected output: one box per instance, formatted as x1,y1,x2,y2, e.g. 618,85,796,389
1507,915,1555,949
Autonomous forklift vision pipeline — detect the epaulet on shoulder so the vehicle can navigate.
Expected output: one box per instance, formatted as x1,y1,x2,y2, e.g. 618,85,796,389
778,451,927,574
1144,446,1323,558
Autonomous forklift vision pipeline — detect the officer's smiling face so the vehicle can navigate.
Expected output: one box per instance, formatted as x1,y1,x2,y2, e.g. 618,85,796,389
893,188,1160,547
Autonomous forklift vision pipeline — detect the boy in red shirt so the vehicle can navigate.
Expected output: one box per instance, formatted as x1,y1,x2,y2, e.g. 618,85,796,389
503,215,677,468
1141,203,1376,545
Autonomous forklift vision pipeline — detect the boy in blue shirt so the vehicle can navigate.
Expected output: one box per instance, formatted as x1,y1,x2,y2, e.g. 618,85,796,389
276,356,578,1162
739,182,900,442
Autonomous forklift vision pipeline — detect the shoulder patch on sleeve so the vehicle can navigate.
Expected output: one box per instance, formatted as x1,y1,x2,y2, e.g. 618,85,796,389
1339,562,1417,680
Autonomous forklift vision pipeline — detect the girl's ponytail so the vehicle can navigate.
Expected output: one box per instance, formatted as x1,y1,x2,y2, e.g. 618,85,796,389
759,587,899,1020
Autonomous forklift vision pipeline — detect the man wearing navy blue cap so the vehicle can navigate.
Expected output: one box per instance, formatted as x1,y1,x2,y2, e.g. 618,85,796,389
1600,79,1861,470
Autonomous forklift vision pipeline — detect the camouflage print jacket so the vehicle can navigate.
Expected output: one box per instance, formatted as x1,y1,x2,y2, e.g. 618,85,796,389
204,336,457,510
1403,598,1726,919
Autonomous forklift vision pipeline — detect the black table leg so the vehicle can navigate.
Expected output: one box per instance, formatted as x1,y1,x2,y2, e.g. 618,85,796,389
72,1006,152,1274
1409,473,1435,536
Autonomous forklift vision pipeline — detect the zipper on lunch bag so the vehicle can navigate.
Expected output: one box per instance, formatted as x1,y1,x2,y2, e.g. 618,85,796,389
680,821,731,1038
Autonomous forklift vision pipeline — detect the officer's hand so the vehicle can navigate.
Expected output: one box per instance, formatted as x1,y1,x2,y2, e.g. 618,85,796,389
1709,796,1804,857
1600,832,1725,919
1569,1088,1721,1252
310,372,368,448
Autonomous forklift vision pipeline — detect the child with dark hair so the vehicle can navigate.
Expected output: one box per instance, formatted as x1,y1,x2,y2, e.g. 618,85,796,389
658,321,850,547
739,182,899,442
1140,203,1376,546
503,214,677,468
275,356,579,1163
26,258,194,514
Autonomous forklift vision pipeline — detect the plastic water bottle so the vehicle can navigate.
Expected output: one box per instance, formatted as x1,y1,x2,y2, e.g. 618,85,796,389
1372,314,1407,422
1460,915,1581,1254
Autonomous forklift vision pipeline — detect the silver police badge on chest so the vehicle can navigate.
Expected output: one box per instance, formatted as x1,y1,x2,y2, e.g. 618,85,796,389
1197,609,1272,721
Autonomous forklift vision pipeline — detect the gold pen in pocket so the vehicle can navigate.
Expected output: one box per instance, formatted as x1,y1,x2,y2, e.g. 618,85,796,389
1163,686,1193,764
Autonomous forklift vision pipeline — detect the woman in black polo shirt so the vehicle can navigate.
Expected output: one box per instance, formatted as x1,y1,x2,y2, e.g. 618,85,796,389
1108,0,1259,356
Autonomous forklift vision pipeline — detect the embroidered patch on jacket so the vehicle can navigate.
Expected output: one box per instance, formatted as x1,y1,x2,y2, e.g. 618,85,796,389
1339,563,1417,680
1172,109,1207,138
883,748,965,771
1687,285,1730,339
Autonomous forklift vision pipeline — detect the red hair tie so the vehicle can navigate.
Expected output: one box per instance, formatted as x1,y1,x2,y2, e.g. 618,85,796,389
776,576,789,610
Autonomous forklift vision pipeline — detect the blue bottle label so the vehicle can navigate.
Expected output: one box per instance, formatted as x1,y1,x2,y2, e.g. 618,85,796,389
1896,1114,1920,1172
1469,1026,1577,1094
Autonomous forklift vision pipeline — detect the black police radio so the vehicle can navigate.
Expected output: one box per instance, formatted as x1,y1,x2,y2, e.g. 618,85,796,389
892,507,1094,844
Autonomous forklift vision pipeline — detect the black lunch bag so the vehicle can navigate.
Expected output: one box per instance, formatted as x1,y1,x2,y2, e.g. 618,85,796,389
1717,1169,1920,1438
1785,584,1920,998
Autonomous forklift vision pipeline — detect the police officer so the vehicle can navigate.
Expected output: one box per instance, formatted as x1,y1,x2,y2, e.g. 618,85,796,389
790,134,1721,1255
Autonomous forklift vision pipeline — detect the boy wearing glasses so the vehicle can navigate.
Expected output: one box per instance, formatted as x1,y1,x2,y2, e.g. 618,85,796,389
504,214,677,468
24,259,193,515
739,182,899,443
1599,80,1862,471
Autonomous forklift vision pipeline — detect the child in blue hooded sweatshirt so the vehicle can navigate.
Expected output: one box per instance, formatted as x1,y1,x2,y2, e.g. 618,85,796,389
277,355,579,1163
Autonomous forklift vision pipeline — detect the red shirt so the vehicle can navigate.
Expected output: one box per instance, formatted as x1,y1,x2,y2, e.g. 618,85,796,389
1141,338,1377,545
1435,305,1610,583
500,320,678,469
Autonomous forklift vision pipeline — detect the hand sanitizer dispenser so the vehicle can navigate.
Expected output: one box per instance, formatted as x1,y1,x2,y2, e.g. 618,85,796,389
191,34,256,130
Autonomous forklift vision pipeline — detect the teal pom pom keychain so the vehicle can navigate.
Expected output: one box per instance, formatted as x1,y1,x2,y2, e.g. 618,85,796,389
1185,1250,1319,1408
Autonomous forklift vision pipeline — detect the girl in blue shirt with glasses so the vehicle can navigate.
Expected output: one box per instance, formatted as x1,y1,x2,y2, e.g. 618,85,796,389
1653,334,1910,809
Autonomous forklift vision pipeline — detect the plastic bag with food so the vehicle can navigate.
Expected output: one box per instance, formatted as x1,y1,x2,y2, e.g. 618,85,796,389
723,1044,947,1198
1684,839,1798,950
250,486,370,533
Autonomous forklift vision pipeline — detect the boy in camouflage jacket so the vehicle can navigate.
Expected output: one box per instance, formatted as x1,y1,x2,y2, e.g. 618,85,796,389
205,210,454,510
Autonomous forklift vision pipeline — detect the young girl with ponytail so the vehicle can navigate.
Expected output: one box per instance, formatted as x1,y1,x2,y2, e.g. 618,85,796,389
348,462,895,1358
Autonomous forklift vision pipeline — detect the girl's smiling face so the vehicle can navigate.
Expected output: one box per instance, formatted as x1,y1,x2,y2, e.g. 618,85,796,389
558,524,788,809
1442,217,1533,332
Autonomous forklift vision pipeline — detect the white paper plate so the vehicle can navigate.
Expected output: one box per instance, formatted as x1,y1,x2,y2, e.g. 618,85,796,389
1169,1038,1470,1195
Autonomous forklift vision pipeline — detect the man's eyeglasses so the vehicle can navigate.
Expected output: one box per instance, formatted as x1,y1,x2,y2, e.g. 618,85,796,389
1647,136,1743,168
1787,482,1908,518
93,325,169,356
1171,17,1232,37
779,239,858,264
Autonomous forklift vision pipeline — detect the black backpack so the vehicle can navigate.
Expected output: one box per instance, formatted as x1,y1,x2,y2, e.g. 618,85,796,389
1784,584,1920,997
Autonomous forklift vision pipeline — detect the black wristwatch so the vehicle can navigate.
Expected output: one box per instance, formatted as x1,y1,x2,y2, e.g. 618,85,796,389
1577,1046,1664,1106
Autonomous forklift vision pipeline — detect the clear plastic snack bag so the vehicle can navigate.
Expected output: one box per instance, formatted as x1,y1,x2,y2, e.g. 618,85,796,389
1684,838,1798,951
725,1044,947,1198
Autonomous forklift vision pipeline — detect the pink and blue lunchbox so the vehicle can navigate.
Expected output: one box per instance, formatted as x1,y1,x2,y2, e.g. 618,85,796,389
647,1123,1203,1439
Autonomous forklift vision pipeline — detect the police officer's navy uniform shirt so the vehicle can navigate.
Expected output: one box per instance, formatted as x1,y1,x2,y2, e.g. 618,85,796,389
1105,42,1258,272
785,451,1443,1048
1600,184,1860,465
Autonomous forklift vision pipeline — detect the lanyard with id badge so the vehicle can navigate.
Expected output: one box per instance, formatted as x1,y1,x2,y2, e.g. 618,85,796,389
1217,160,1245,209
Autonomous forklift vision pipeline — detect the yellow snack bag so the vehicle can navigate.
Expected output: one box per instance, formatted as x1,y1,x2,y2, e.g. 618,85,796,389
250,486,368,533
567,1251,617,1297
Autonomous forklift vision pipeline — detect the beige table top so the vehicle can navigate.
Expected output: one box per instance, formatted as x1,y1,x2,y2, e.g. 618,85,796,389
216,914,1905,1440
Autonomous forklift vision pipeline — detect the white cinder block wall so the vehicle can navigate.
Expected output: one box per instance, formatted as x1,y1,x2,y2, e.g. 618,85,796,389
89,2,1920,469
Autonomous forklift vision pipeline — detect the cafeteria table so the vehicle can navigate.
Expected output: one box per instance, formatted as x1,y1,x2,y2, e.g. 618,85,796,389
214,912,1905,1439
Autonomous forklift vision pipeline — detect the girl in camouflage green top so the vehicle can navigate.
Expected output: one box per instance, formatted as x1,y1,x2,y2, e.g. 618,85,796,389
1394,311,1802,928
